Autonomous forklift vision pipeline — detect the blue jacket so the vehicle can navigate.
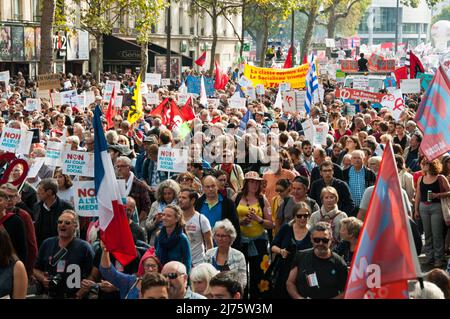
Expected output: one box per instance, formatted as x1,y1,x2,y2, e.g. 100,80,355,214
155,231,192,275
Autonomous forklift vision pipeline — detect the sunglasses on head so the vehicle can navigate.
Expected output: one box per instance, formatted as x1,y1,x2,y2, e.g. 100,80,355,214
312,237,330,244
296,214,309,219
164,272,182,280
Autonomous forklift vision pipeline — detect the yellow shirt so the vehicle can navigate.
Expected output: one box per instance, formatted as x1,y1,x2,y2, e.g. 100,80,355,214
237,203,264,238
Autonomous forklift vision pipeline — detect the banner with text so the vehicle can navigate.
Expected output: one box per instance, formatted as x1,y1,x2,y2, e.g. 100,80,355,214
157,148,189,173
244,63,309,89
62,151,95,177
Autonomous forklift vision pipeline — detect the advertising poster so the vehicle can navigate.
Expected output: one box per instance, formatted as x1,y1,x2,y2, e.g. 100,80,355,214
35,28,41,59
155,56,181,80
24,27,36,60
0,26,12,61
11,26,24,61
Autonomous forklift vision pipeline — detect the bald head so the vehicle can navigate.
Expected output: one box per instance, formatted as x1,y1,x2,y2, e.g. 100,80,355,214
202,175,219,200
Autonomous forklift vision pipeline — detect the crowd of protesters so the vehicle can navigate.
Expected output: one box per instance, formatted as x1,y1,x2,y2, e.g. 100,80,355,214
0,65,449,300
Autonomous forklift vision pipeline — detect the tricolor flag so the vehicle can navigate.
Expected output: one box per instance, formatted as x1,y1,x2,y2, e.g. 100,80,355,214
304,54,318,114
94,106,137,266
105,85,117,129
415,66,450,161
344,141,421,299
195,51,207,67
127,74,143,125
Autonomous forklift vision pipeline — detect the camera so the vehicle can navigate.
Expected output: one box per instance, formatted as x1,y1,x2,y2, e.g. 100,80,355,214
48,274,65,299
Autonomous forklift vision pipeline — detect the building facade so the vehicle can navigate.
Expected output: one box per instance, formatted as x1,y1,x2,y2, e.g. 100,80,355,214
358,0,432,47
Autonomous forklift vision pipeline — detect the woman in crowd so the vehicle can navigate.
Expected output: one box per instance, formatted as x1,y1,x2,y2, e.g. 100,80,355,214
155,205,192,274
176,172,201,194
145,179,180,245
189,263,219,298
232,171,273,299
99,245,162,299
334,118,352,143
270,179,291,237
337,135,361,165
0,228,28,299
54,167,75,204
414,159,450,268
215,169,236,199
271,202,312,298
309,187,348,244
334,217,363,266
204,219,247,292
213,136,244,193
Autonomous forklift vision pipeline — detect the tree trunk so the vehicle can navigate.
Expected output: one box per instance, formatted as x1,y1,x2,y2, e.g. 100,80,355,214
259,19,269,67
239,1,245,58
39,0,56,74
326,3,337,57
300,5,318,64
140,42,148,81
95,34,104,81
209,10,218,75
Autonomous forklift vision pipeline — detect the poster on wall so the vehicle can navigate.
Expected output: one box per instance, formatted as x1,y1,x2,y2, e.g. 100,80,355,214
11,26,24,61
35,28,41,59
66,30,79,61
155,56,181,81
24,27,36,60
78,30,89,60
0,26,12,61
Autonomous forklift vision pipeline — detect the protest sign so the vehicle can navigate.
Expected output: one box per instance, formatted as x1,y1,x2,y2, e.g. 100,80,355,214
140,83,149,94
25,98,41,112
77,95,86,109
145,73,161,86
255,84,265,95
0,128,33,155
177,93,190,105
64,80,72,89
103,80,121,102
145,93,159,105
346,103,356,117
161,78,171,86
325,39,336,48
295,91,307,113
60,90,78,107
37,89,51,101
73,181,98,217
279,82,291,93
50,92,61,106
207,99,220,108
45,141,64,167
340,60,358,73
314,123,328,146
157,148,189,173
85,91,96,105
186,75,215,96
0,71,10,83
244,63,309,89
416,72,433,91
62,151,95,177
37,74,60,90
313,85,324,104
282,91,297,112
400,79,421,94
228,97,247,109
115,95,123,108
335,88,385,103
302,119,315,143
238,76,252,88
246,86,256,101
381,89,405,121
27,157,45,179
352,77,369,90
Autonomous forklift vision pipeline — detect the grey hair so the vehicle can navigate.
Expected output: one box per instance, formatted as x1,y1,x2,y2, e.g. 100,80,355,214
105,130,119,144
409,281,445,299
60,209,80,230
155,179,181,202
116,156,131,166
190,263,219,283
212,219,237,245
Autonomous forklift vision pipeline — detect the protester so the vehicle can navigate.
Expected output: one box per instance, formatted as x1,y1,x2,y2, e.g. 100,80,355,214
140,272,169,299
161,261,206,299
189,262,219,297
208,271,243,299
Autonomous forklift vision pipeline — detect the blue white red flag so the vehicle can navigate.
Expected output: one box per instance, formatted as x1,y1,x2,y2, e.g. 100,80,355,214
304,54,318,114
345,141,421,299
415,66,450,161
94,106,137,266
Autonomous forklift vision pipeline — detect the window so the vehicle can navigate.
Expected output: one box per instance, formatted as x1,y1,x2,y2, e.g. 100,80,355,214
32,0,41,22
12,0,22,20
403,23,419,34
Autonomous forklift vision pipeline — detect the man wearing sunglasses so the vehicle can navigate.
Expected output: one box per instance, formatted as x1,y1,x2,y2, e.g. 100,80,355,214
286,222,348,299
161,261,206,299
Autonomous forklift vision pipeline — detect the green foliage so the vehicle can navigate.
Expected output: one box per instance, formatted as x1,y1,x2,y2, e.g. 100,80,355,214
432,4,450,24
335,0,371,36
402,0,443,8
128,0,168,44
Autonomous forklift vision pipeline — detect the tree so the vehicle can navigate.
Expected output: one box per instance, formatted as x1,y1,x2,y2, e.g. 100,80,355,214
335,0,370,37
39,0,56,74
190,0,243,74
297,0,323,64
432,4,450,24
128,0,167,81
74,0,129,80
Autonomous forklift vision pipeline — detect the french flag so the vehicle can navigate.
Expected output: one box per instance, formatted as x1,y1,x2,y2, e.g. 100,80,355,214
93,106,137,266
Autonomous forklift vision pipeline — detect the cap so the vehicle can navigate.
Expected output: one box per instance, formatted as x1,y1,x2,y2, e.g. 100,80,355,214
108,144,132,156
244,171,263,181
143,135,158,144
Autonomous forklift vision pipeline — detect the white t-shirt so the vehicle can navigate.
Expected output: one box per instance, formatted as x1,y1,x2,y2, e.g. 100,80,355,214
185,212,211,267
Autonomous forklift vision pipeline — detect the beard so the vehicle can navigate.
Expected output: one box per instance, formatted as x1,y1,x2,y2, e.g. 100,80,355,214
314,245,330,257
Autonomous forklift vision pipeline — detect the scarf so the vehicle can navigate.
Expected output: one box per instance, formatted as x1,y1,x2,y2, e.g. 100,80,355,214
320,205,341,239
158,225,183,265
125,172,135,196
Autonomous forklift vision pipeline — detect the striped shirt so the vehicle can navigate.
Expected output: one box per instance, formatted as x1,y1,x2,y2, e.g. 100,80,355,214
348,166,366,207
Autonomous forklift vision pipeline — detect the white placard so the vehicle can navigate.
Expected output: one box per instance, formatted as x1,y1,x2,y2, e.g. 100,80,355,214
37,89,51,100
346,104,356,116
45,141,64,167
85,91,96,105
50,92,61,106
25,98,41,112
140,83,149,95
381,89,405,121
178,93,190,105
161,78,171,86
325,39,336,48
207,99,220,108
77,95,86,110
228,98,247,109
103,80,121,102
295,91,307,113
313,85,325,104
145,93,159,105
238,76,252,88
256,84,265,95
0,128,33,155
246,86,256,101
302,119,315,143
400,79,421,94
0,71,10,82
314,122,328,146
27,157,46,179
145,73,161,86
157,148,189,173
352,77,369,90
282,91,297,112
115,95,123,108
279,82,290,93
64,80,72,89
73,181,98,217
60,90,78,107
62,151,95,177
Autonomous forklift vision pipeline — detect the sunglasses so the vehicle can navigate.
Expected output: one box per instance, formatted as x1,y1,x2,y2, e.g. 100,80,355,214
164,272,183,280
57,220,73,225
296,214,309,219
312,237,330,244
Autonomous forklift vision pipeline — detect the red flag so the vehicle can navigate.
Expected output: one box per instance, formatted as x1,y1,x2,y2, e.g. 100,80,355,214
105,86,116,129
302,53,308,65
150,98,171,126
211,116,221,124
415,66,450,161
409,51,425,79
393,67,408,87
283,47,293,68
195,51,207,67
214,61,229,90
181,97,195,121
168,99,185,130
344,141,421,299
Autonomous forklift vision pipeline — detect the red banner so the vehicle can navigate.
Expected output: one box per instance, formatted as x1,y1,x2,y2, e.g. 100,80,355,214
335,88,386,103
